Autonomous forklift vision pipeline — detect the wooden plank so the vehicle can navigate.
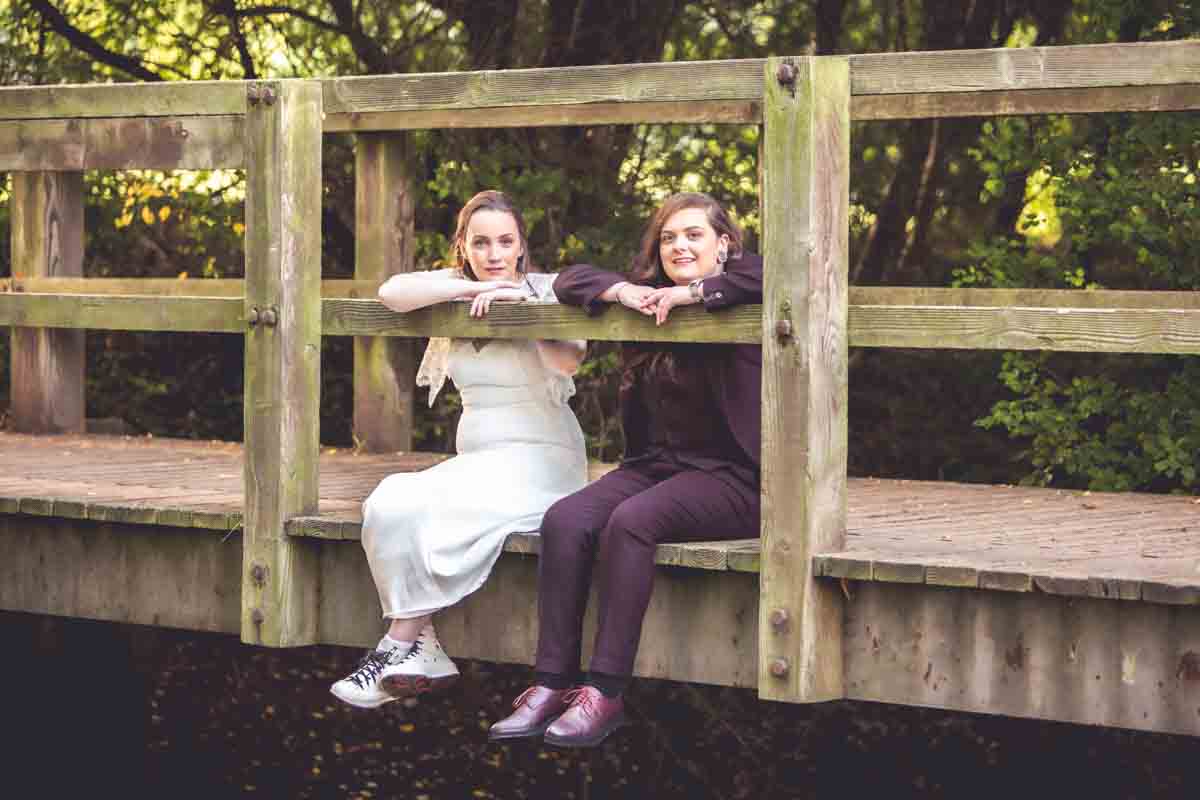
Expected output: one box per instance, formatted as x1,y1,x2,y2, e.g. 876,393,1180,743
320,41,1200,120
325,100,761,131
0,516,241,633
10,172,84,434
0,80,246,120
844,582,1200,736
322,297,762,343
849,40,1200,96
848,304,1200,354
1,277,380,298
758,56,850,704
0,293,244,332
854,83,1200,120
353,133,415,452
0,116,243,170
321,61,766,115
241,79,324,647
851,286,1200,310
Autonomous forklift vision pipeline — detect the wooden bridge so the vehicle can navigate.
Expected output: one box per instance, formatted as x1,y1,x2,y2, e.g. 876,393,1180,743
3,41,1199,737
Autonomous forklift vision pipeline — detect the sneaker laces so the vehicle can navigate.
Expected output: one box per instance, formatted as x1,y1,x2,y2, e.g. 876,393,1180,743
395,637,424,664
345,648,396,689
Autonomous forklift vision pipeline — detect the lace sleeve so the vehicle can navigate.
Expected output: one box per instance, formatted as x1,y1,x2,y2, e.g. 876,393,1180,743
524,272,559,303
411,268,465,407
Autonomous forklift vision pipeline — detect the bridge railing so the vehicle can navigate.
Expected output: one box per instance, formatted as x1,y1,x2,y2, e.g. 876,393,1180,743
2,39,1198,703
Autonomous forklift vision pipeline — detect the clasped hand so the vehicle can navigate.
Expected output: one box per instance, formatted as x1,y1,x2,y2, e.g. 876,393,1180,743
468,280,528,318
615,284,697,326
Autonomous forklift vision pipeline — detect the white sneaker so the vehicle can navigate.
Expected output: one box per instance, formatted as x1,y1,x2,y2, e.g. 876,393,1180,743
379,624,460,697
330,642,408,709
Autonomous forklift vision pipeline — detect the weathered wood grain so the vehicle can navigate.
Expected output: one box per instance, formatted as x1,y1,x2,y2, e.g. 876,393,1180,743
849,304,1200,354
758,56,850,704
0,277,382,298
853,83,1200,120
0,293,245,332
0,80,246,120
0,116,243,170
323,297,762,343
10,172,84,434
844,582,1200,736
354,133,416,452
324,100,762,131
851,286,1200,309
241,80,324,647
850,39,1200,96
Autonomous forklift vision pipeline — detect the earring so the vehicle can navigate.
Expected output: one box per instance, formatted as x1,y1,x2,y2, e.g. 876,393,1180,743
717,246,728,265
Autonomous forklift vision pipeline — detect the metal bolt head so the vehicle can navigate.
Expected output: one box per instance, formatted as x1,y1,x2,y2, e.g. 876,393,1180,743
775,319,793,339
261,86,277,106
769,608,790,631
247,306,260,327
769,657,791,678
247,84,261,105
776,62,797,86
250,564,267,586
250,608,265,626
260,306,279,327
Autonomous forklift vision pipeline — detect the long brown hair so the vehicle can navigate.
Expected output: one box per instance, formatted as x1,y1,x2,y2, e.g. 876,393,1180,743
628,192,743,287
450,190,533,280
621,193,744,395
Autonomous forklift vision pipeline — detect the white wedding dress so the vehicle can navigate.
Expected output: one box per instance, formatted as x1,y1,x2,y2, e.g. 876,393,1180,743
361,272,588,620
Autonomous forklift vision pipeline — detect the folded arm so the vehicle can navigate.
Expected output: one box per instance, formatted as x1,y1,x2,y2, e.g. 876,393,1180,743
377,269,523,314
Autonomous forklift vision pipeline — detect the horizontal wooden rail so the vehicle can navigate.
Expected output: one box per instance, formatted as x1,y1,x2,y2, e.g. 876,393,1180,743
1,277,379,298
2,41,1196,126
321,298,762,343
5,288,1200,352
0,116,244,170
0,293,244,332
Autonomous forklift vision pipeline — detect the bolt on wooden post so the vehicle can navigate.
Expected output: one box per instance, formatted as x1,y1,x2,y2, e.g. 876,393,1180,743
10,171,85,434
353,133,416,452
759,56,850,703
242,80,324,646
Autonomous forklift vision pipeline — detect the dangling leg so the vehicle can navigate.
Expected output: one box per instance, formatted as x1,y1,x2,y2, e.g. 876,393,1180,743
490,465,658,741
545,469,760,747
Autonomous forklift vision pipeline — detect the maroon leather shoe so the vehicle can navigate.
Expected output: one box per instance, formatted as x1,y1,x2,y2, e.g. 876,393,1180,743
543,686,627,748
488,685,571,742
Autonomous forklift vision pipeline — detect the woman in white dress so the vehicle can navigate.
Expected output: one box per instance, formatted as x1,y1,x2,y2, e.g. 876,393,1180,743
331,190,588,709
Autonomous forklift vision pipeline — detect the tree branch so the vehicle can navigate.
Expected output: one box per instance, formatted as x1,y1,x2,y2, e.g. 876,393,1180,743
27,0,161,81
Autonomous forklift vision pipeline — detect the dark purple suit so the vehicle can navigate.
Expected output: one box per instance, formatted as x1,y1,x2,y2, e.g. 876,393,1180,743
536,254,763,681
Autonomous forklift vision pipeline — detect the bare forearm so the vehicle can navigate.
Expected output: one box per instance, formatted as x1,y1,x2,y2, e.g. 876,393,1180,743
377,274,481,313
535,339,587,376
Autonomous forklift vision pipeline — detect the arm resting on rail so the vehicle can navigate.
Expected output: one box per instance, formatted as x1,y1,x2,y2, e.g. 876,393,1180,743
377,269,523,314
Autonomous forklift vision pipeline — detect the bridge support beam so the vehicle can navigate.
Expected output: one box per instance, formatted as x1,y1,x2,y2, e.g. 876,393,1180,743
241,80,324,646
759,56,851,703
9,171,84,434
353,133,415,452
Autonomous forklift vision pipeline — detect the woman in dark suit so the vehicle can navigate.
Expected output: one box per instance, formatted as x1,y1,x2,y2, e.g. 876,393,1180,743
489,192,763,747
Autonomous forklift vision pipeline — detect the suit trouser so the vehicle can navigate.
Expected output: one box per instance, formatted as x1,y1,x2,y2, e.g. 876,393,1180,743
535,455,760,678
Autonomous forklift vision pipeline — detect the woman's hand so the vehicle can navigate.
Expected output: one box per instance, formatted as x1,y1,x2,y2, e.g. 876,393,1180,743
638,285,697,326
612,283,657,315
469,286,528,317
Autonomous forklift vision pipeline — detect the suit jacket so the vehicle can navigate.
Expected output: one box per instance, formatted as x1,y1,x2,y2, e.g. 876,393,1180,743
553,253,763,470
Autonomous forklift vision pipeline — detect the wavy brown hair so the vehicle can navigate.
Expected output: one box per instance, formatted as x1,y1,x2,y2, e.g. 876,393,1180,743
621,193,744,397
628,192,743,287
450,190,533,280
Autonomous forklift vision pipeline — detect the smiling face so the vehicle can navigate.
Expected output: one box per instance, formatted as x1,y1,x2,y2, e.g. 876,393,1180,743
463,209,524,282
657,207,730,286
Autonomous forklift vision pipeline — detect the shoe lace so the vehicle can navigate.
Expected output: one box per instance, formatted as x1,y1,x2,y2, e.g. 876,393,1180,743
395,638,424,664
512,686,540,709
561,687,601,716
346,649,395,689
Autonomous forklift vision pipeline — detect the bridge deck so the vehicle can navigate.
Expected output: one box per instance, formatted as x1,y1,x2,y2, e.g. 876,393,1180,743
1,431,1196,604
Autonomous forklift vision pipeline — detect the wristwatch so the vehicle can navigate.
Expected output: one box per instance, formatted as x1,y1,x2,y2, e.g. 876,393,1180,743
688,277,705,301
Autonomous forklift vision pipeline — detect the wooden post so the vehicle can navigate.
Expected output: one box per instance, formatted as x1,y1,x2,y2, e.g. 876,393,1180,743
10,172,84,434
242,80,324,647
353,134,415,452
759,56,850,703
